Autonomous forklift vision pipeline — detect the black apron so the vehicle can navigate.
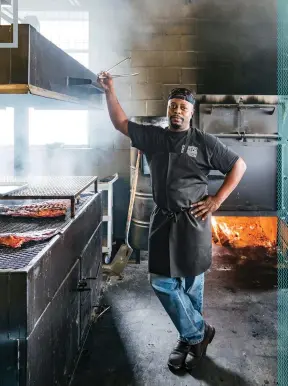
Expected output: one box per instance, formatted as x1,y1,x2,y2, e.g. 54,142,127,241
148,128,212,278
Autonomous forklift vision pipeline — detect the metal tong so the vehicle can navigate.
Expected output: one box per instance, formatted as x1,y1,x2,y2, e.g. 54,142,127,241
98,73,139,79
98,56,139,79
66,57,138,89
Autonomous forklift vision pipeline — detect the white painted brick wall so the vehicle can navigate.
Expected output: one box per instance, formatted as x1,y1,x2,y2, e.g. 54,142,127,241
126,7,201,117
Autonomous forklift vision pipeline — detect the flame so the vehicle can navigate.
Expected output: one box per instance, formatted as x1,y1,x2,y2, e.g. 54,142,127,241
211,216,277,249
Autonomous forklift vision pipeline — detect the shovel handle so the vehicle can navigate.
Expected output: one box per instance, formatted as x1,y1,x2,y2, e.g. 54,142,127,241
125,150,141,245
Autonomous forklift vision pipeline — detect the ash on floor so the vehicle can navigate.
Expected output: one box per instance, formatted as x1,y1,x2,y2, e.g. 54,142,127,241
71,252,277,386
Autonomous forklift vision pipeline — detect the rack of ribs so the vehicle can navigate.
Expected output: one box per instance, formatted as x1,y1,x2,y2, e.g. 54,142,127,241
0,200,70,218
0,229,59,248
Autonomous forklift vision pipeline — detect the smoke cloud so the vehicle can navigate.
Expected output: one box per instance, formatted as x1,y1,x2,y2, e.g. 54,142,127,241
0,0,278,178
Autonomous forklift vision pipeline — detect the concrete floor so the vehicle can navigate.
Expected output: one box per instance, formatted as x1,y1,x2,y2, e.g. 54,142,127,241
71,247,277,386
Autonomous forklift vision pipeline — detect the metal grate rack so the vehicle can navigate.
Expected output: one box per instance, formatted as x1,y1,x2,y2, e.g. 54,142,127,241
0,176,98,217
0,195,93,270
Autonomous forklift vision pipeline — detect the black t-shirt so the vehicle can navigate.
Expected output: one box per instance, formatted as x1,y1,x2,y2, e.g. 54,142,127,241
128,121,239,176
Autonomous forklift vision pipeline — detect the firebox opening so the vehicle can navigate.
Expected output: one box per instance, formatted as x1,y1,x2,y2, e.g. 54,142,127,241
211,216,277,249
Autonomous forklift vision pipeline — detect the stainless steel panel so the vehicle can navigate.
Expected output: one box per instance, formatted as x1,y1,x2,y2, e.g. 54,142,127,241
208,140,277,212
199,103,278,135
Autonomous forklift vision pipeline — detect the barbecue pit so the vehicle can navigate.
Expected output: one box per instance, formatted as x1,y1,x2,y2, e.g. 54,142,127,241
0,178,103,386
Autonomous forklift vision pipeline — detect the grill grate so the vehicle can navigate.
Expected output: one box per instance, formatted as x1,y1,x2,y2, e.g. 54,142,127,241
0,195,92,270
0,176,97,218
0,176,97,197
0,243,51,270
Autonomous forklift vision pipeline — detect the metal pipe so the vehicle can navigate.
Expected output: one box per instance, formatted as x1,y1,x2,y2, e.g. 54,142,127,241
209,104,276,109
215,133,279,139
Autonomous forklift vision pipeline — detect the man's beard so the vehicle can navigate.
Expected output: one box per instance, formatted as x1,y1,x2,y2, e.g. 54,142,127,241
169,116,184,130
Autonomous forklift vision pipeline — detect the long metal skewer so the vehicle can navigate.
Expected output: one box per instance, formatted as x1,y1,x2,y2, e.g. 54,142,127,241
105,56,131,73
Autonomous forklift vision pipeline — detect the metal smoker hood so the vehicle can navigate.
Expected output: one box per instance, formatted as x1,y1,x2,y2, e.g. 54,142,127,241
0,24,104,108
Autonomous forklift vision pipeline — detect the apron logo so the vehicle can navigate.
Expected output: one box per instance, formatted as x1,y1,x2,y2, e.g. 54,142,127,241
181,145,198,158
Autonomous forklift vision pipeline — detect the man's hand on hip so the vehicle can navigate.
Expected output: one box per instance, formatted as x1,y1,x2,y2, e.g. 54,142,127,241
190,196,222,221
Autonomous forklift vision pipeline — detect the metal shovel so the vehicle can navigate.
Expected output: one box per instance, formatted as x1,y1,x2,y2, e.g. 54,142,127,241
102,150,141,276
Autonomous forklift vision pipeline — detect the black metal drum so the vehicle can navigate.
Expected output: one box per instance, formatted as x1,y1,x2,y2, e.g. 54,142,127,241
129,117,168,251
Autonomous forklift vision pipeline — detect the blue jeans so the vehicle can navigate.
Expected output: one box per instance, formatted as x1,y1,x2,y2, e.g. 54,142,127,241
150,273,205,345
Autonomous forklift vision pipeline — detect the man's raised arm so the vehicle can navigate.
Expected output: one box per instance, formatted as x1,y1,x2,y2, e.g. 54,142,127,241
98,71,129,137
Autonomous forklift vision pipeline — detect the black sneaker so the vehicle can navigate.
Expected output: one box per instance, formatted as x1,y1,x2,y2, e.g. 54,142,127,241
185,322,215,370
167,339,191,371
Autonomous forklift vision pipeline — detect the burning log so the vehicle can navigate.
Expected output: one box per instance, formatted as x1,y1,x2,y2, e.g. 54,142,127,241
212,218,236,246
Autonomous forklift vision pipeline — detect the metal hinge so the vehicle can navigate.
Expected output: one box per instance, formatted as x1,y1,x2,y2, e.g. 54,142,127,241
76,277,97,292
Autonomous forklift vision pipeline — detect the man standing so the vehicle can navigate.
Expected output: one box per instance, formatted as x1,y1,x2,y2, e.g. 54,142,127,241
98,72,247,371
